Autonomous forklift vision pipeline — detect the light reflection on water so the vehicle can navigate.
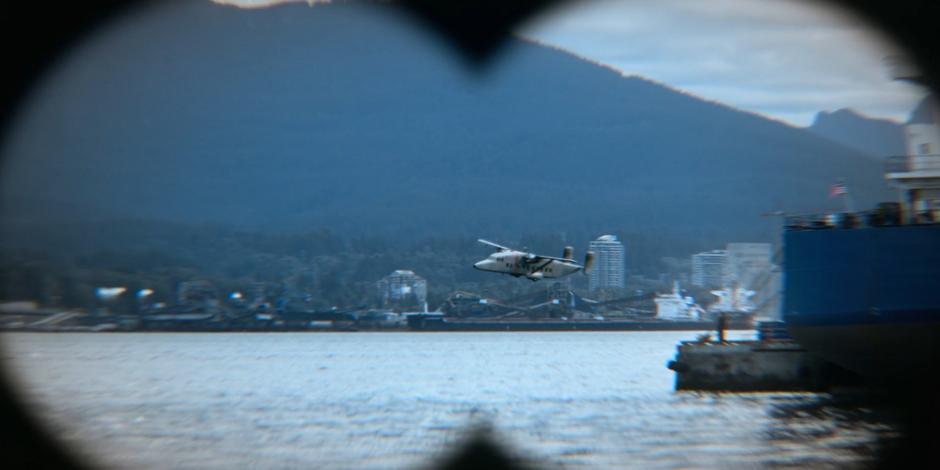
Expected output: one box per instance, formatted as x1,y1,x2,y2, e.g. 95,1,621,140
1,332,901,469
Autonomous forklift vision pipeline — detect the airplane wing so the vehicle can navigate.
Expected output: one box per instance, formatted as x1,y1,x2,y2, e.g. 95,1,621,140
478,239,512,252
530,254,579,264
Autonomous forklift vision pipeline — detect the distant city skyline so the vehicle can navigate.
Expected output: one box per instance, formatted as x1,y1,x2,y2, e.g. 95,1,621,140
724,243,773,290
691,249,726,289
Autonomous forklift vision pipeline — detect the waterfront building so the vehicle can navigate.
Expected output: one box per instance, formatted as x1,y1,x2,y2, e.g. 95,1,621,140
588,234,625,291
691,249,727,288
723,243,772,290
377,270,427,310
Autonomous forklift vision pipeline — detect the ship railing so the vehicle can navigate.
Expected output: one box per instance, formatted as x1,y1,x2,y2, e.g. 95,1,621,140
784,212,861,230
783,203,921,231
885,154,940,173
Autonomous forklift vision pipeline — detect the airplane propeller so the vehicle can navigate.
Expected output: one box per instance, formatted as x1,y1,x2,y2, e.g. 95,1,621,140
477,239,510,252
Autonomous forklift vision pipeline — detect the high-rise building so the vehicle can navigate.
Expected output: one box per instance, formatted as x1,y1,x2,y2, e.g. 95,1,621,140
588,234,625,291
691,249,727,288
377,270,427,309
723,243,772,289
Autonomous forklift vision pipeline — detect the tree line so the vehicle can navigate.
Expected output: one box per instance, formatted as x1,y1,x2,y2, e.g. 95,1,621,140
0,217,738,311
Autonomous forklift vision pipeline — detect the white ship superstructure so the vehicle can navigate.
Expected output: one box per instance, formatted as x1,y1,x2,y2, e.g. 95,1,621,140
655,282,705,320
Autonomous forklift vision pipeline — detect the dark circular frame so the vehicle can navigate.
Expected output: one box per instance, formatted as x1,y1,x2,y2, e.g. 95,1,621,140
1,1,938,468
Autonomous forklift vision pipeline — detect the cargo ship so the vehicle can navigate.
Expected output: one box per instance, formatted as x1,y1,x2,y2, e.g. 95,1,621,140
782,92,940,385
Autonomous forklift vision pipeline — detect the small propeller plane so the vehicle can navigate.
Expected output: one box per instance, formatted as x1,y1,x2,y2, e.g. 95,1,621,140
473,239,595,281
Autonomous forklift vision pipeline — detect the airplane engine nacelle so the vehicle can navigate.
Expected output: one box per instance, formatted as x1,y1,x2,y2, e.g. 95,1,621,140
583,251,596,273
526,272,544,281
562,246,573,260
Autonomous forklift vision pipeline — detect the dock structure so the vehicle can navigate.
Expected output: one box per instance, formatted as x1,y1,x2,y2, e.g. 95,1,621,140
27,311,82,329
667,323,861,391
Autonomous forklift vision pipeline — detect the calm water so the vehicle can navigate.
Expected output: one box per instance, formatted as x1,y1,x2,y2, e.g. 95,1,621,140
0,332,901,469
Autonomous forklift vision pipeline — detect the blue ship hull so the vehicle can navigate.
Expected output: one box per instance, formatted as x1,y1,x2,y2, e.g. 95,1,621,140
783,224,940,384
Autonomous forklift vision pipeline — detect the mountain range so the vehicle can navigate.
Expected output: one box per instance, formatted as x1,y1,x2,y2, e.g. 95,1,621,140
807,108,906,157
0,1,899,252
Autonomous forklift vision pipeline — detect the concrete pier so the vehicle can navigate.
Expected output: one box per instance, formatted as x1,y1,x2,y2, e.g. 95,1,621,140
667,339,860,392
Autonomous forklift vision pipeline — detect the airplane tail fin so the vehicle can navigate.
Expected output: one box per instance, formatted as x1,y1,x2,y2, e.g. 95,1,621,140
583,251,595,274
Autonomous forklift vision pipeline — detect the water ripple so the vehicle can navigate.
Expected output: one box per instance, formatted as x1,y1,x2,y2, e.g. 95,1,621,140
1,332,901,469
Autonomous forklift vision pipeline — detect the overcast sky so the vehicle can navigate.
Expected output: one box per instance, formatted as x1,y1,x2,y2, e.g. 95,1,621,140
518,0,925,126
217,0,925,127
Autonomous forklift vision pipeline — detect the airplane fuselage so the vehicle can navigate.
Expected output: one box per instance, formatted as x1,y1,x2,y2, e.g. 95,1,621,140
473,250,583,281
